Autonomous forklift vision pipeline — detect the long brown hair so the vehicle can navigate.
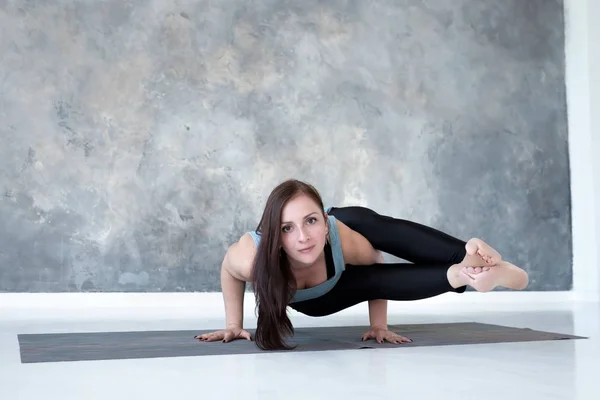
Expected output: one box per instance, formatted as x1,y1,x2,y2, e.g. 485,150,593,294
251,179,326,350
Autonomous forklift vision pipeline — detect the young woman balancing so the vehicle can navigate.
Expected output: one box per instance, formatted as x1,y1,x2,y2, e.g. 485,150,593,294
195,179,529,350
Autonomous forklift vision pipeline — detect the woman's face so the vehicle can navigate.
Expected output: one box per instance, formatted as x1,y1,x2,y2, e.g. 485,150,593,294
279,194,328,268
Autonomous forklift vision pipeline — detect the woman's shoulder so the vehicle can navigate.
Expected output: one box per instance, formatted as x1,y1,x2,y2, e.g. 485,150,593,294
223,233,257,281
331,217,381,265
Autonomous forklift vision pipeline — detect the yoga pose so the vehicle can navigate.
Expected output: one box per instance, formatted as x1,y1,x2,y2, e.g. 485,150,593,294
196,179,529,350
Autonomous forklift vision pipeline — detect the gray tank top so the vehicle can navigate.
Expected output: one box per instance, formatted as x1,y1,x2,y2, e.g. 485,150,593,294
246,207,345,303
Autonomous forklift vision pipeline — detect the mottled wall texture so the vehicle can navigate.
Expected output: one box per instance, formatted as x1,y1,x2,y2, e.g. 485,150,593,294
0,0,570,292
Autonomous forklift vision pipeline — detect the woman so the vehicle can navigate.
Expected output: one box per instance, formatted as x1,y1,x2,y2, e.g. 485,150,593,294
195,179,529,350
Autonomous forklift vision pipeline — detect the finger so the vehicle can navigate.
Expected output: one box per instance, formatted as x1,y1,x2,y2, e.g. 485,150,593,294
241,331,252,341
208,333,224,342
388,334,408,344
223,332,234,342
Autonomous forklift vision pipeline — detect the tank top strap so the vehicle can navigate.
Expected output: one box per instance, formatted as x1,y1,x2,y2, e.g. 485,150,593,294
324,214,345,277
247,230,261,247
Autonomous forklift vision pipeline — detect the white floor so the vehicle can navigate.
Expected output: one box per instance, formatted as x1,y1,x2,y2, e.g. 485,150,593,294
1,293,599,400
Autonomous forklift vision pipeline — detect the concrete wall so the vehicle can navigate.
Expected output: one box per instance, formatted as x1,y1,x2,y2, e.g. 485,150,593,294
0,0,570,293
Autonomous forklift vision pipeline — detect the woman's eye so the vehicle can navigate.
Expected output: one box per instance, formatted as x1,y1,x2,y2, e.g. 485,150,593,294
307,217,317,224
282,226,291,233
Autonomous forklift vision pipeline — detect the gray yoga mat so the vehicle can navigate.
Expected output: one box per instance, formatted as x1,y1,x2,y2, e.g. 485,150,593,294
17,322,585,363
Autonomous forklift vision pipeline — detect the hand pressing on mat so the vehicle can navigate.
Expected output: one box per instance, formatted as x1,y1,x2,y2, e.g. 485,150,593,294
361,327,412,344
195,328,252,343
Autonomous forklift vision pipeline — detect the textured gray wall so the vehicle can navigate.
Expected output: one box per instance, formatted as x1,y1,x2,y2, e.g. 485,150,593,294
0,0,570,292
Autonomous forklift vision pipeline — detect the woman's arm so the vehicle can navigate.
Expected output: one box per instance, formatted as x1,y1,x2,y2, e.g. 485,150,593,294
221,255,247,329
336,219,382,265
367,250,388,329
335,220,411,342
195,235,255,342
221,235,256,329
368,299,388,329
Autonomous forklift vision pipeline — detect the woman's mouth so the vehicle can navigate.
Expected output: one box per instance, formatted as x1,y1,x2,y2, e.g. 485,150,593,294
298,245,315,254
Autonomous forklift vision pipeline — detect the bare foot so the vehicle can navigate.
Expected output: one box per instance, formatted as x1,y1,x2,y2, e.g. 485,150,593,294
461,260,529,292
459,239,500,275
465,238,502,266
464,266,491,275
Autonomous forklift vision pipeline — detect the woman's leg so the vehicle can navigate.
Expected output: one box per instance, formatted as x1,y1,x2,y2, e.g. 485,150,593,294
328,206,500,268
289,262,463,317
289,260,528,317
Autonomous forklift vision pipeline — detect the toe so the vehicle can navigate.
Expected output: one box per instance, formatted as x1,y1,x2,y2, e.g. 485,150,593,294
465,239,478,255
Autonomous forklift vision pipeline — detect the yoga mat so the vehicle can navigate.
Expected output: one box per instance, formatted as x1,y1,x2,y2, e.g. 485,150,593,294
17,322,585,364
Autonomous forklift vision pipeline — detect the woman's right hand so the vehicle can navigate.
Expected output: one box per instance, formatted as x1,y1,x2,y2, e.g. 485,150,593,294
194,327,252,343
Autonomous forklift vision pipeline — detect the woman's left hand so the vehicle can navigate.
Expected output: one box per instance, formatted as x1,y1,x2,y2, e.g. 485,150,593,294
361,327,412,344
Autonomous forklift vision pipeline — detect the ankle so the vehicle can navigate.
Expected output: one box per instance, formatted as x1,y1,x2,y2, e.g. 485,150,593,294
447,264,469,289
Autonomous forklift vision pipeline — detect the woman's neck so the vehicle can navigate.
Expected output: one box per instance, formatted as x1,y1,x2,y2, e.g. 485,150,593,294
288,250,326,273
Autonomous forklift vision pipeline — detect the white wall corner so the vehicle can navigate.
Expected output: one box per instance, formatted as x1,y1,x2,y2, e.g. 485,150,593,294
564,0,599,301
588,0,600,302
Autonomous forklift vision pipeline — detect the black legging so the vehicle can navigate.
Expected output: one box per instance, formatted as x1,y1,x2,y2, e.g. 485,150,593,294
289,206,469,317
